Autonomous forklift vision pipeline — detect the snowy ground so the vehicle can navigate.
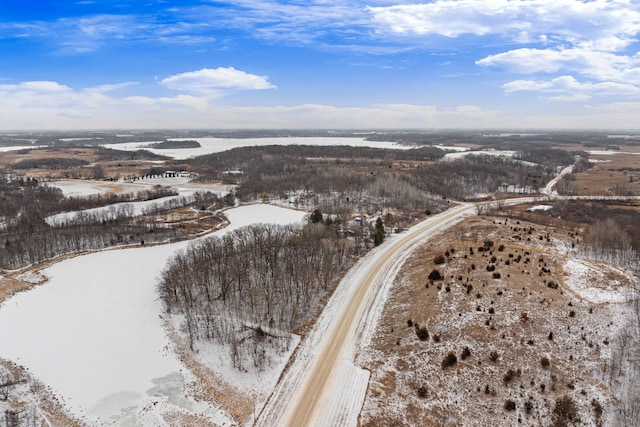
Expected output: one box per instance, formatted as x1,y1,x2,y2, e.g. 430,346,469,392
443,149,516,161
0,204,307,426
45,178,234,225
102,136,416,159
562,258,633,304
0,145,46,152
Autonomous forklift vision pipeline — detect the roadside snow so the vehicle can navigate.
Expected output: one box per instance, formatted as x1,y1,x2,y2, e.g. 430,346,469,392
0,203,307,426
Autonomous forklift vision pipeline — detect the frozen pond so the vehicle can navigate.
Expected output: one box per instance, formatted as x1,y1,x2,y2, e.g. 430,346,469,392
0,204,308,425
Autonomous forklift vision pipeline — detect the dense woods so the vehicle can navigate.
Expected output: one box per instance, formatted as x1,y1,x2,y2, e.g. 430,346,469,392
180,145,571,217
158,222,357,370
149,140,201,149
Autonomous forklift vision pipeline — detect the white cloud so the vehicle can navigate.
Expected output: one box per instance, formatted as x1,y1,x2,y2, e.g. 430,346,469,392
2,77,638,130
85,82,139,94
477,47,640,84
503,75,640,100
549,94,592,102
0,78,503,129
369,0,640,100
160,67,276,98
367,0,640,49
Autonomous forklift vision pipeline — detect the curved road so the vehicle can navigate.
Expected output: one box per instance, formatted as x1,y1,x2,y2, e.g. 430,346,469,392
255,192,639,426
257,201,506,426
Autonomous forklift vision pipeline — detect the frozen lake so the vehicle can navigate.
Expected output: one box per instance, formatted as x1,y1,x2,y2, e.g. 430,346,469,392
0,204,308,425
102,136,415,159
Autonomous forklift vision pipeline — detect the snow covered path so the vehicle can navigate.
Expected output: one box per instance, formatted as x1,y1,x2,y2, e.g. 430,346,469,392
543,163,574,196
256,203,479,427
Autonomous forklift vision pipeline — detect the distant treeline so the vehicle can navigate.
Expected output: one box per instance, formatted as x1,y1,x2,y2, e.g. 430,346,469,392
11,158,90,169
94,147,169,161
150,140,201,149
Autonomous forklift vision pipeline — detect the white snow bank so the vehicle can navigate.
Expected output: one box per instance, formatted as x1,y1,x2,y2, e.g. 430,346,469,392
527,205,553,212
0,145,46,152
562,259,635,304
588,150,640,156
0,203,308,426
443,149,516,161
311,361,370,427
222,203,307,234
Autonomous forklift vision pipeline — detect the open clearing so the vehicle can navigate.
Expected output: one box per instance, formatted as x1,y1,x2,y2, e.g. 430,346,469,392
358,213,637,426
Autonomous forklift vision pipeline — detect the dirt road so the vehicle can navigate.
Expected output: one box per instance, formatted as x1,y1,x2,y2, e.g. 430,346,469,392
257,202,482,426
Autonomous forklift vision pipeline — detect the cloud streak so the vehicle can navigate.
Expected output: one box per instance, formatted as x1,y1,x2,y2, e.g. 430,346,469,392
160,67,275,98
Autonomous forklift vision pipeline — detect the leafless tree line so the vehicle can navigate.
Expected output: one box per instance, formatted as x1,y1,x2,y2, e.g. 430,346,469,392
580,219,640,426
0,174,226,268
188,147,565,213
158,223,355,370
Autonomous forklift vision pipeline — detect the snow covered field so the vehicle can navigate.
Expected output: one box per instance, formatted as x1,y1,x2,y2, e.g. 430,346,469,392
0,204,307,426
102,136,415,159
443,148,516,160
45,179,235,225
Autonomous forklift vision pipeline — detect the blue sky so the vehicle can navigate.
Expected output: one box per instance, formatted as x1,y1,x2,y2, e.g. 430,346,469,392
1,0,640,130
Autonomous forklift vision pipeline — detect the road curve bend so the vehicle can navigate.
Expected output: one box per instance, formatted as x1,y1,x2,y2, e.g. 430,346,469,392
256,202,479,426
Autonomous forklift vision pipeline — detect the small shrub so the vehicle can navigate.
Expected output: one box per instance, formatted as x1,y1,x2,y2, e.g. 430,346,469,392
442,351,458,369
416,326,429,341
493,272,501,279
591,399,603,422
486,264,496,272
428,269,443,281
489,350,499,362
547,281,558,289
484,239,494,248
488,307,495,314
553,396,579,426
461,346,471,360
504,369,516,384
569,310,576,318
407,319,413,327
433,254,446,264
433,333,441,343
498,244,505,251
541,357,550,368
504,400,516,411
524,400,533,413
417,386,428,398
